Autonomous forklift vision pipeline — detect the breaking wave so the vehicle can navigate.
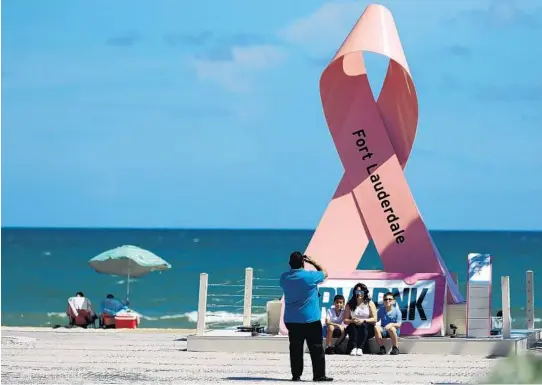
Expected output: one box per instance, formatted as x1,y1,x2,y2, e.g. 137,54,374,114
45,310,267,326
138,310,267,324
43,311,541,329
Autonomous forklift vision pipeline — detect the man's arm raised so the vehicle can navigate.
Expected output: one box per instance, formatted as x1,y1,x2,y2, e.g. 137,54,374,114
303,255,328,280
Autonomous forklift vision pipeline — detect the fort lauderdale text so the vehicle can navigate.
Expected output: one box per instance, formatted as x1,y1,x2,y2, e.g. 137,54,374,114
353,129,405,244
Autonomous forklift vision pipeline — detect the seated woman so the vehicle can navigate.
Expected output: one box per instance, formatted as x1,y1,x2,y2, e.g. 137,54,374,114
343,283,377,356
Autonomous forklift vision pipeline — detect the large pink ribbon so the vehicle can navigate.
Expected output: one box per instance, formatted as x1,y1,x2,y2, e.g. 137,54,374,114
305,4,462,303
279,4,462,336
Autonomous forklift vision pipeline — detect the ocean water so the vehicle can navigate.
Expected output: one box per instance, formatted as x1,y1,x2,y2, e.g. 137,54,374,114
1,228,540,330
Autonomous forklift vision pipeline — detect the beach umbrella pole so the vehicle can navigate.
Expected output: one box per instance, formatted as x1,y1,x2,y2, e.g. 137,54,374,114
126,270,130,305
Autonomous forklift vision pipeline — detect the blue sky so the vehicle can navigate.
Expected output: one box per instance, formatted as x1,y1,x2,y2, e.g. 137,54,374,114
2,0,542,230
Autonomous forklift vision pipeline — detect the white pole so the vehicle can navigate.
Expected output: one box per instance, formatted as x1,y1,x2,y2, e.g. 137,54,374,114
526,270,534,330
243,267,254,327
126,270,131,305
197,273,208,336
501,276,511,339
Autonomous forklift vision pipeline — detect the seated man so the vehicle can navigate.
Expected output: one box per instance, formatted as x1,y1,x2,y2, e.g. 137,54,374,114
101,294,128,316
67,291,97,327
325,294,346,354
375,292,402,355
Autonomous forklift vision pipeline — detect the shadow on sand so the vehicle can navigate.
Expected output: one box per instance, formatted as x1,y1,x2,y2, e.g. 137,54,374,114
225,377,290,382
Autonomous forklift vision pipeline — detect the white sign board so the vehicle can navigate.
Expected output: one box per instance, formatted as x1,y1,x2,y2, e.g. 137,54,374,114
466,253,492,338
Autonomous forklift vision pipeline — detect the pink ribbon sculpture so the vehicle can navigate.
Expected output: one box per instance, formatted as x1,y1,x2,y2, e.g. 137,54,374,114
280,3,463,336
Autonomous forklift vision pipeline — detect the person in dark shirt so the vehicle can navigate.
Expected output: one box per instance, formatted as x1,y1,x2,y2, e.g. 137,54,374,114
280,251,333,382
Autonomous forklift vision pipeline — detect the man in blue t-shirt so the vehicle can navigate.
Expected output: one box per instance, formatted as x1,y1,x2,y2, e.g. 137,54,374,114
375,291,402,355
280,251,333,382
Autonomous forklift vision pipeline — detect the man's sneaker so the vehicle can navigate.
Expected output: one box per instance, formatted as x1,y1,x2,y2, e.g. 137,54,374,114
313,376,334,382
325,346,335,355
390,346,399,355
356,348,364,356
349,348,358,356
378,346,386,355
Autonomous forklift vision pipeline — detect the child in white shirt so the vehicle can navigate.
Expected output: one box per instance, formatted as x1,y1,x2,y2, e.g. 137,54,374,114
325,294,346,354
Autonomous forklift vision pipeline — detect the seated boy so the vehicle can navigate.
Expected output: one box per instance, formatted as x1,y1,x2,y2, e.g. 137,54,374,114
325,294,346,354
375,291,402,355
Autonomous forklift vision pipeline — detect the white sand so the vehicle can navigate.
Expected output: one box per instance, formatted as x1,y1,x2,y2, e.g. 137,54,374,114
1,326,501,384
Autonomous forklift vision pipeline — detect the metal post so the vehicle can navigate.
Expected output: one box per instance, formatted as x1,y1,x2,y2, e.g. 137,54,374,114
243,268,254,327
126,270,131,304
197,273,208,336
526,270,534,330
501,276,511,339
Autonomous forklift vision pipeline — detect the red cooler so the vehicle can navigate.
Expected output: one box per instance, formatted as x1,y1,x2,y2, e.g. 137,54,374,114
115,314,138,329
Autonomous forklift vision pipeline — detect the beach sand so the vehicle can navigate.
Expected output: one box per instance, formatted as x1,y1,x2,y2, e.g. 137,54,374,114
2,326,500,384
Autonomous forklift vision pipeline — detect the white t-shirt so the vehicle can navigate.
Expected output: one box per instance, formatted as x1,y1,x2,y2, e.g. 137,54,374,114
351,303,370,319
326,306,345,325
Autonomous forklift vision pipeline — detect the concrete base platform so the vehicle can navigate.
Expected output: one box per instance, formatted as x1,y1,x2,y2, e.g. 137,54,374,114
187,328,541,357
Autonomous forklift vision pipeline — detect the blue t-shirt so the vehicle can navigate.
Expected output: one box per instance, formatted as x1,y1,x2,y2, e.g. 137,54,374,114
377,305,402,328
101,298,128,316
280,269,325,323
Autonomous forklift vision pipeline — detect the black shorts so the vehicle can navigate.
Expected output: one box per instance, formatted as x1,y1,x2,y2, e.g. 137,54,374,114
328,326,344,337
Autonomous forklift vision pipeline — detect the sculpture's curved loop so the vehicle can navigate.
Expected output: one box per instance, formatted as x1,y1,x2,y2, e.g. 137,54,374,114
325,4,417,169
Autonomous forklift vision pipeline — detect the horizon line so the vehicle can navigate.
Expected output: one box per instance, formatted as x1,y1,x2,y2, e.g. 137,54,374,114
1,226,541,232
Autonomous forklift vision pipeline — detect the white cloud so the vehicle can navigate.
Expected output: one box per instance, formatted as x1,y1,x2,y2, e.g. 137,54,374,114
192,45,285,93
277,0,541,55
190,0,540,92
277,1,364,55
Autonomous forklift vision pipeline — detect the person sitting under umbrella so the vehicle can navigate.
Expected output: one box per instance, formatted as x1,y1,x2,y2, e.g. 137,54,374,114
100,294,128,327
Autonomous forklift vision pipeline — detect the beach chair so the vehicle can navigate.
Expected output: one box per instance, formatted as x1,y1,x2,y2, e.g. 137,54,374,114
100,313,116,328
67,297,97,328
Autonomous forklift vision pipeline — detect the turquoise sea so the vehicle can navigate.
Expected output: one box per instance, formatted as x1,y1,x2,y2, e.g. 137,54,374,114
1,228,540,330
